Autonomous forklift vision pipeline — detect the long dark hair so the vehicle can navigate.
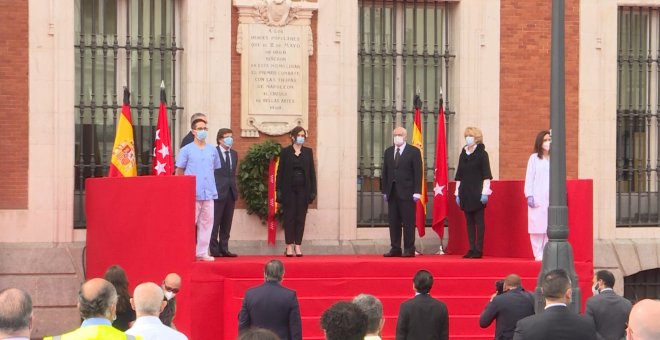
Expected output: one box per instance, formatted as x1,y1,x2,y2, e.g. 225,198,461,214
533,130,550,159
103,265,131,313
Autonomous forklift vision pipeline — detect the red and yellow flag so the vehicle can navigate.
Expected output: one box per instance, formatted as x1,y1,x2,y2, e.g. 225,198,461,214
412,97,427,237
267,156,280,245
108,87,136,177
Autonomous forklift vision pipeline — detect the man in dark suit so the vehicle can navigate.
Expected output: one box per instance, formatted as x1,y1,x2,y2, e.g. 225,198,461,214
513,269,596,340
381,126,423,257
480,274,535,340
396,270,449,340
584,270,632,340
210,128,239,257
238,260,302,340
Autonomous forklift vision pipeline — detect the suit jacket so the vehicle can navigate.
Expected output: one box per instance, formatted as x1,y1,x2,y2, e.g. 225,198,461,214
513,305,596,340
479,288,535,340
396,294,449,340
276,145,317,203
381,143,423,200
584,290,632,340
238,281,302,340
180,131,194,148
214,146,238,201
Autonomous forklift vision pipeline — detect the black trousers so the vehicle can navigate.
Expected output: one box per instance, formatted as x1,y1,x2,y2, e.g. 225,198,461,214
387,185,416,254
283,187,308,245
210,196,236,255
464,207,485,254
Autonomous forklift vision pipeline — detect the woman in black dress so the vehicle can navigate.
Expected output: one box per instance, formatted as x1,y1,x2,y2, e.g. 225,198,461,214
103,265,135,330
455,127,493,259
276,126,317,257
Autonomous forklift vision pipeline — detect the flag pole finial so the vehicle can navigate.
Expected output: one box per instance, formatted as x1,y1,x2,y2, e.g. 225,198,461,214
160,80,165,89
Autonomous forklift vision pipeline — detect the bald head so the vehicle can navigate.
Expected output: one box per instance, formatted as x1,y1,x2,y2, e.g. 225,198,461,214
163,273,181,288
0,288,32,338
132,282,166,317
628,299,660,340
78,278,117,320
504,274,522,289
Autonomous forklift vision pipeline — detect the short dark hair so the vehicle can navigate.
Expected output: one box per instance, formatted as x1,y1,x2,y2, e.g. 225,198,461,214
533,130,550,159
78,280,117,319
238,327,281,340
413,270,434,294
0,288,32,333
289,126,306,138
264,260,284,282
320,301,368,340
191,118,206,130
542,269,571,299
352,294,383,334
596,270,615,288
216,128,233,144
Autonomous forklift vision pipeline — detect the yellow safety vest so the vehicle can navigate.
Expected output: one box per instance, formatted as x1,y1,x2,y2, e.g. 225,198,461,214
44,325,141,340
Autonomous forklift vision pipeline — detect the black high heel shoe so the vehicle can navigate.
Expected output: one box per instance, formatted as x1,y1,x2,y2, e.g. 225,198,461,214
295,246,303,257
284,248,294,257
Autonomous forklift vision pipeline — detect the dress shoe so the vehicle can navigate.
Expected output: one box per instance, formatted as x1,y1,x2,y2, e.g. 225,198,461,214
284,249,294,257
222,251,238,258
196,255,215,262
463,250,474,258
383,251,402,257
401,252,415,258
471,251,483,259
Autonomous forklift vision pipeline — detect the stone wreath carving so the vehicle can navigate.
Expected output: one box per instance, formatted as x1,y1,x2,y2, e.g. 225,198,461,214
256,0,298,26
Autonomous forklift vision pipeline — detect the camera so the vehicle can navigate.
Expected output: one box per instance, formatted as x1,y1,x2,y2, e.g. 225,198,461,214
495,280,505,295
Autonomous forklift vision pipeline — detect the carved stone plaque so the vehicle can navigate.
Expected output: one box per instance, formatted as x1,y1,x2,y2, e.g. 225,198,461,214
234,0,318,137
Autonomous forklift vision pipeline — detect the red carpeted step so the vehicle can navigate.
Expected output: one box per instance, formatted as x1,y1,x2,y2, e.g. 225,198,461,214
190,256,593,340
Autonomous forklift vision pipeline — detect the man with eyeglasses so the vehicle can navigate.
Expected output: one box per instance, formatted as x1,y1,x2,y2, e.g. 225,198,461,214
159,273,181,329
176,116,222,261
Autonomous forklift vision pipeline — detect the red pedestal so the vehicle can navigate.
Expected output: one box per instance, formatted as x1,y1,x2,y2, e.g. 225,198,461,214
85,176,196,336
446,179,593,263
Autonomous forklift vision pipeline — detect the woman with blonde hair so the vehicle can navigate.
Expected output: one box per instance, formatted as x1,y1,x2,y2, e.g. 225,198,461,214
454,127,493,259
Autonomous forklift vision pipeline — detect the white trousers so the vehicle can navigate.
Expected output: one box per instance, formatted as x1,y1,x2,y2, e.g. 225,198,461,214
530,233,548,261
195,200,215,257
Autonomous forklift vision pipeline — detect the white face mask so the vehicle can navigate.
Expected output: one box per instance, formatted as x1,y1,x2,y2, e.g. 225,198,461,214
164,291,176,300
591,283,599,296
542,141,551,151
393,136,405,146
465,136,475,146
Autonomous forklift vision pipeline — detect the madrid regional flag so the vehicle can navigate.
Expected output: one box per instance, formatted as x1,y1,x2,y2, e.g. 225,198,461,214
108,87,136,177
153,81,174,175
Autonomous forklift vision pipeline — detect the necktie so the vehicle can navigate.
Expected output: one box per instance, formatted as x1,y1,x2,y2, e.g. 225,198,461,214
225,151,231,170
395,147,400,166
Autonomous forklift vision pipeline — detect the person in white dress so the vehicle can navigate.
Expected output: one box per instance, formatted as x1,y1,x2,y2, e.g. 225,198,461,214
524,130,550,261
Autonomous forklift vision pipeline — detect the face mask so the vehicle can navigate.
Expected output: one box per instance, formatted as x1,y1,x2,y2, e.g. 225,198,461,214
295,136,305,144
196,130,208,141
591,283,599,296
164,291,176,300
223,136,234,147
393,136,404,146
465,136,475,146
542,141,551,151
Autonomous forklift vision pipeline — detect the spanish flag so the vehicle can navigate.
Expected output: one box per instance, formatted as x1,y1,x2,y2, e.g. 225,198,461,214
108,87,137,177
412,95,427,237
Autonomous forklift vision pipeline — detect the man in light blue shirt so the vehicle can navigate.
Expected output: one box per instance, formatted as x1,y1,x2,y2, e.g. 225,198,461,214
176,116,221,261
126,283,187,340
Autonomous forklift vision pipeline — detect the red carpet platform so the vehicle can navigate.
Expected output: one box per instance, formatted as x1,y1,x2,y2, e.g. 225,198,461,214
85,177,594,340
190,255,593,340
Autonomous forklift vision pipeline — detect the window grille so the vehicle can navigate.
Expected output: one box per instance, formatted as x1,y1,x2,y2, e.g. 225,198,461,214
74,0,183,228
624,268,660,302
617,7,660,227
357,0,455,227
